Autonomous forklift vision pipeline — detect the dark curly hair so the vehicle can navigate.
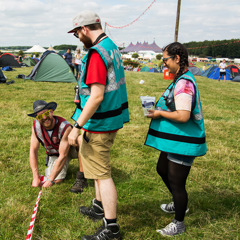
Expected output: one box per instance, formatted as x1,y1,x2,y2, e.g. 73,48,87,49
162,42,189,82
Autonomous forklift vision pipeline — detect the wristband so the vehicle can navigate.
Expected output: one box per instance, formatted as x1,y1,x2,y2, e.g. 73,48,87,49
74,122,82,129
47,178,55,185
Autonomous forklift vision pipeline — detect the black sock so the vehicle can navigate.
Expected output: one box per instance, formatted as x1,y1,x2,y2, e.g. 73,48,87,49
106,218,117,224
94,199,103,208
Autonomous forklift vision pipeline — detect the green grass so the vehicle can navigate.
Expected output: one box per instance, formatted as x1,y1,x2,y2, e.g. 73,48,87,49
0,67,239,240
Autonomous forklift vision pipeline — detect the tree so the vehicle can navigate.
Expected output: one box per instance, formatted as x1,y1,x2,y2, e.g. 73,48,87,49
156,54,162,60
18,50,24,57
132,53,139,59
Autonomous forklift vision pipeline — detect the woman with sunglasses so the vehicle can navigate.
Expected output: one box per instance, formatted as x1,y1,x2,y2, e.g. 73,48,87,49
145,42,207,237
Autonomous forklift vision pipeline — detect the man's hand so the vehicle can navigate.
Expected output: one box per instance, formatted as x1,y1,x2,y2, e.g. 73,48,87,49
42,180,53,188
68,128,80,147
32,177,41,187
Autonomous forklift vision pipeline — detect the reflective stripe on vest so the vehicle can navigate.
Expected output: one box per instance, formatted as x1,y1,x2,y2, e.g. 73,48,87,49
34,117,71,155
79,45,126,96
72,37,129,131
145,71,207,156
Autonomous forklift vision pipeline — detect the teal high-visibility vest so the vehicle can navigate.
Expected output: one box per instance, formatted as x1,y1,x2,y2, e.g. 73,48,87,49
72,37,129,132
145,71,207,156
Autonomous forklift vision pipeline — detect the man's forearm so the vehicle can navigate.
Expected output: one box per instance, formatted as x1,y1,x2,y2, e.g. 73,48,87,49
29,152,39,178
48,155,68,181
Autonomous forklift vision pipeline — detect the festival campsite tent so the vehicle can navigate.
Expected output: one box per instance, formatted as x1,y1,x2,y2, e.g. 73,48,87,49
0,69,6,83
22,58,36,67
26,51,76,82
0,53,21,68
47,46,56,52
140,66,150,72
208,68,231,80
188,66,202,76
149,68,159,73
25,45,46,53
226,65,240,79
232,76,240,82
201,65,218,77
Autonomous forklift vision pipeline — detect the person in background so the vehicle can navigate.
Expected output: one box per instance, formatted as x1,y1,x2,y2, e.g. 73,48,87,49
145,42,207,237
67,10,129,240
74,49,82,79
27,100,87,193
218,59,226,82
63,48,75,74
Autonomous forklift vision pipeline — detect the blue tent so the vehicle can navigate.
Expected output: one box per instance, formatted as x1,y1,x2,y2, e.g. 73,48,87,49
208,68,231,80
201,66,217,77
149,68,159,73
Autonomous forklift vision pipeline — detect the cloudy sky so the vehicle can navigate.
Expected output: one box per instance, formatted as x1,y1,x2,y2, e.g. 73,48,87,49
0,0,240,48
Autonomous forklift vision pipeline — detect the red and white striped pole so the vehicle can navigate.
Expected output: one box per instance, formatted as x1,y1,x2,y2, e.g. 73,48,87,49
26,176,46,240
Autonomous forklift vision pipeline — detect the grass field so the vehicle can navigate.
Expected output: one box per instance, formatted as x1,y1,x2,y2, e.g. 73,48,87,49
0,67,239,240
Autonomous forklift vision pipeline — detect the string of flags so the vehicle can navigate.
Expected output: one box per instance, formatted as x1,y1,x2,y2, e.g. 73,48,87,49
106,0,156,29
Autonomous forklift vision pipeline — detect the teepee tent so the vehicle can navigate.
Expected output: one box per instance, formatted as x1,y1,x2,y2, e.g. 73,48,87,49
25,45,46,53
47,46,56,52
26,51,76,82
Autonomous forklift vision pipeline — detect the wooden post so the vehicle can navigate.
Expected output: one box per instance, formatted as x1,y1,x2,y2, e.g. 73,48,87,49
174,0,181,42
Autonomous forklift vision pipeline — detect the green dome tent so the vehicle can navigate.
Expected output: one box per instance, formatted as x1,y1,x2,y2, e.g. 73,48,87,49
140,66,150,72
22,58,36,67
26,51,76,82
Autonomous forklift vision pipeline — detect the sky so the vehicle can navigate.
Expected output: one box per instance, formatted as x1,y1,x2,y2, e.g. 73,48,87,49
0,0,240,49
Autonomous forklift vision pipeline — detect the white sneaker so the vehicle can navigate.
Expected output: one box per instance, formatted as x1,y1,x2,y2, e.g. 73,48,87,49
161,201,189,214
157,219,185,237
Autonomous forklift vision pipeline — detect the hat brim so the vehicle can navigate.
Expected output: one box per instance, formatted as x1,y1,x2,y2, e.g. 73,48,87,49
27,102,57,118
68,27,78,33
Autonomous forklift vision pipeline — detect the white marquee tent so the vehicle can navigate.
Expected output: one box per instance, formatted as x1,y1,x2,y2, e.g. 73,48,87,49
25,45,46,53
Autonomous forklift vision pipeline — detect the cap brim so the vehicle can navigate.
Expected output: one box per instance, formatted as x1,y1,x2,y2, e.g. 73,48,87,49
68,27,77,33
27,102,57,118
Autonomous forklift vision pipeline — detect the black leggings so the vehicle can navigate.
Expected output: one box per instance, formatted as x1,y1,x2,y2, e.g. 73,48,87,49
157,152,191,221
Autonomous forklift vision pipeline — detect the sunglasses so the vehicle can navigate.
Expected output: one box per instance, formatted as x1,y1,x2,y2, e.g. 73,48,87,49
73,27,82,38
36,110,51,120
162,56,174,63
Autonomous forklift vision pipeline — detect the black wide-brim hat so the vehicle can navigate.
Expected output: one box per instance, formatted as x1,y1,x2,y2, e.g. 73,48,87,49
27,100,57,118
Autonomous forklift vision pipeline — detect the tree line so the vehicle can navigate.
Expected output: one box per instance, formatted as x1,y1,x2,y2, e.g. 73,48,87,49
183,39,240,58
0,44,77,51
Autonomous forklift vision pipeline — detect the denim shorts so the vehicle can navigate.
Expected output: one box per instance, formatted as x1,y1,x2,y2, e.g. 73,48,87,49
167,153,195,166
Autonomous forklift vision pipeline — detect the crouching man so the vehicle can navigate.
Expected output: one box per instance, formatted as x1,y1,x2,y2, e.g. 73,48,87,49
27,100,87,192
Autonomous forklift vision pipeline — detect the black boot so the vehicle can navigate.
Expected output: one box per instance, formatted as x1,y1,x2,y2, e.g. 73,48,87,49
79,198,104,221
81,218,121,240
70,171,88,194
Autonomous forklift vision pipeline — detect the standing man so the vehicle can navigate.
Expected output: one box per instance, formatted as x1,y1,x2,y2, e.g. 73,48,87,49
63,48,75,74
67,10,129,240
218,59,227,82
28,100,87,192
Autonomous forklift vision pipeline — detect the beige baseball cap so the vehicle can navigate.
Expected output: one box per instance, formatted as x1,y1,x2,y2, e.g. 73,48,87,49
68,10,101,33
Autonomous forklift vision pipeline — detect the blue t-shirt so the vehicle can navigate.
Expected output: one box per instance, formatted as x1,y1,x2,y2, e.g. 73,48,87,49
64,52,72,65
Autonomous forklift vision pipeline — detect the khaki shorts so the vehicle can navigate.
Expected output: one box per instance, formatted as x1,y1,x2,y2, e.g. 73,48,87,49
80,131,117,180
45,146,78,180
